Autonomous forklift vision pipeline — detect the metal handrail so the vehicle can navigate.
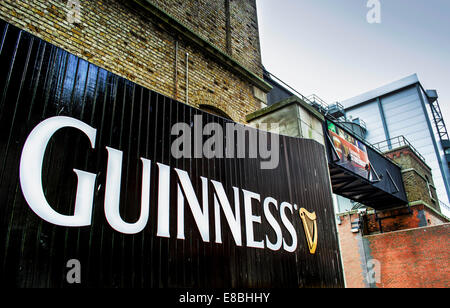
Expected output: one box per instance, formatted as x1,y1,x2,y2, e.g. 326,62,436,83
372,136,426,163
351,118,367,130
264,71,314,105
263,70,408,171
307,94,329,112
263,71,401,165
264,69,331,113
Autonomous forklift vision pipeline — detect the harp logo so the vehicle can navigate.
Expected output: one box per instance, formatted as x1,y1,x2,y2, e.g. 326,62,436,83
299,208,318,255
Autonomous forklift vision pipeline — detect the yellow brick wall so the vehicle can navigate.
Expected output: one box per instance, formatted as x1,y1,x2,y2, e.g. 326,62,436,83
386,148,440,210
150,0,263,76
229,0,263,75
0,0,265,123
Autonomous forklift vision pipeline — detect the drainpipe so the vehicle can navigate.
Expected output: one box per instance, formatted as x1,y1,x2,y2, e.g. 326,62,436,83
186,52,189,105
174,41,178,100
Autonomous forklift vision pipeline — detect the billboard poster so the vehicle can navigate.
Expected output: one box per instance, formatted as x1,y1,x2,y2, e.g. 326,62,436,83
327,121,372,180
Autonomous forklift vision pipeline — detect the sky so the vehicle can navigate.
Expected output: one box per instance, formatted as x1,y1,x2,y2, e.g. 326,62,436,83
256,0,450,123
256,0,450,214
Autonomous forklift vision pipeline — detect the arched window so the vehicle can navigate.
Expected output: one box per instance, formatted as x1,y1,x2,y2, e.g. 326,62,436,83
199,104,232,121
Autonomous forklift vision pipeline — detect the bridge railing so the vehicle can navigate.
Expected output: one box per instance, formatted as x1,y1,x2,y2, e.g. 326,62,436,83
372,136,426,163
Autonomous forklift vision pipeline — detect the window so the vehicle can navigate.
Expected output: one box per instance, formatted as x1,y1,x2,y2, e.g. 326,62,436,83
199,104,232,120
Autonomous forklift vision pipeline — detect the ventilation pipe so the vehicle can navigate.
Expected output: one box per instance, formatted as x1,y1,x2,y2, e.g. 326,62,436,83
186,52,189,105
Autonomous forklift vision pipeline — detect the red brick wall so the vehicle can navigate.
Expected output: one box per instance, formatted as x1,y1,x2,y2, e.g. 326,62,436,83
337,205,449,288
364,224,450,288
337,214,368,288
363,204,448,235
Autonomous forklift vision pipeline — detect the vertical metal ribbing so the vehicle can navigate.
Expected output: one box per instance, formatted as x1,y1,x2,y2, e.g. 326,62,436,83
0,29,21,117
0,23,9,55
1,33,35,282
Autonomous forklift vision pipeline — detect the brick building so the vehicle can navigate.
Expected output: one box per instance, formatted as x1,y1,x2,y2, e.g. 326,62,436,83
337,143,450,288
0,0,271,123
384,142,439,210
338,213,449,288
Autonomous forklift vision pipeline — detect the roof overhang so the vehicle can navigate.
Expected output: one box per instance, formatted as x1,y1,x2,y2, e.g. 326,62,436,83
342,74,420,110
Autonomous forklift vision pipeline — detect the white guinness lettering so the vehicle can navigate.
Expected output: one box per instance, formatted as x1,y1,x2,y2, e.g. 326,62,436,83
263,197,282,251
20,116,97,227
19,116,302,252
104,147,151,234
